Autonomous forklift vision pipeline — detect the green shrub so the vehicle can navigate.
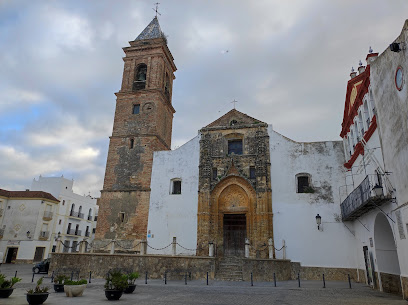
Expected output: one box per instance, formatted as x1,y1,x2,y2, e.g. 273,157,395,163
127,272,139,285
0,274,22,289
27,277,49,294
64,279,87,285
53,275,69,284
105,270,128,291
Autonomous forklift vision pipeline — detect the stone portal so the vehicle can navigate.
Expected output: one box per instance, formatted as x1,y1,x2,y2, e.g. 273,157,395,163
223,214,246,257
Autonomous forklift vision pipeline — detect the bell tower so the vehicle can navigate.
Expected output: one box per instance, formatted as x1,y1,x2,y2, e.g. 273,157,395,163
95,17,176,246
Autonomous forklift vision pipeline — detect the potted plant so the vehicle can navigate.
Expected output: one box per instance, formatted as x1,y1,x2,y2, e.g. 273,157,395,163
64,279,87,297
53,274,68,292
124,272,139,294
104,270,129,300
0,273,21,298
26,277,49,305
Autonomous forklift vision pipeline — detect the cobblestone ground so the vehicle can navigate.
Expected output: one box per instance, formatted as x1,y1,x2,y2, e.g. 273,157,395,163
1,264,406,305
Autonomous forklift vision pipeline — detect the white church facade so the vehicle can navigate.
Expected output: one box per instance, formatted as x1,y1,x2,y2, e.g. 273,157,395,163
87,17,408,298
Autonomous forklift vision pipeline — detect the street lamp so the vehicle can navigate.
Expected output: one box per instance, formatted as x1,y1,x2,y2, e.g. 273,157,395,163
316,214,322,230
372,185,383,197
26,231,31,238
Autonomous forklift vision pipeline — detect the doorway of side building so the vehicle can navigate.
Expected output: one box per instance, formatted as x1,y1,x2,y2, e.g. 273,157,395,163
5,247,18,263
33,247,46,262
374,213,402,295
223,214,246,257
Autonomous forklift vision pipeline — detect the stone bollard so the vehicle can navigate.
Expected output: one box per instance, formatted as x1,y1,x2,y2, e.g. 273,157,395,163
140,239,147,255
208,241,214,257
268,238,273,259
245,238,250,258
172,237,177,256
282,239,286,260
110,240,115,254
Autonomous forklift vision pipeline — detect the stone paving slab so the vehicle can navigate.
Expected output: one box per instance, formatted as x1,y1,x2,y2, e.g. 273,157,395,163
1,264,406,305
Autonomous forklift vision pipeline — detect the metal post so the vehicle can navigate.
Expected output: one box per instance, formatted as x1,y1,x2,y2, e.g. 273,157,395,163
273,272,276,287
245,238,250,258
89,271,92,283
71,271,73,281
208,241,214,257
298,273,300,288
172,237,177,256
164,272,167,285
32,273,35,283
51,271,54,283
268,238,273,259
348,274,352,289
185,273,187,285
251,272,253,286
145,271,148,284
15,271,17,277
206,272,209,285
323,274,325,288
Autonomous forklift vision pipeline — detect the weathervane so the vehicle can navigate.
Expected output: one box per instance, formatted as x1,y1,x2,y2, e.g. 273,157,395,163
231,99,238,109
153,2,161,17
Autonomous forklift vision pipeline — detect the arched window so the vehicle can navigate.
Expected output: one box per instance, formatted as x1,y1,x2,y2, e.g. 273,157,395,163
88,208,92,221
170,178,182,195
358,111,364,136
67,223,71,235
363,100,370,129
70,204,75,216
75,224,79,235
133,64,147,91
296,173,313,193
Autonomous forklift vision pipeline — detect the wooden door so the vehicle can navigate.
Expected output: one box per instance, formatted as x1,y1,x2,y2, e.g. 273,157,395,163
223,214,246,257
33,247,45,262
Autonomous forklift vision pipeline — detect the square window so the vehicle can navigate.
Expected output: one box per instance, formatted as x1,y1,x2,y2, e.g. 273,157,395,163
172,180,181,194
297,176,309,193
228,140,243,155
250,167,256,179
133,104,140,114
92,228,96,234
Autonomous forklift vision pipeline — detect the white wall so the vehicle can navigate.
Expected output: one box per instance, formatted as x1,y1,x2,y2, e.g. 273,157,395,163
147,136,200,255
269,126,359,268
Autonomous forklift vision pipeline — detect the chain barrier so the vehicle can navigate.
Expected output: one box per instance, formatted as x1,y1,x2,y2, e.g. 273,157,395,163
274,245,285,251
146,242,172,251
176,243,197,251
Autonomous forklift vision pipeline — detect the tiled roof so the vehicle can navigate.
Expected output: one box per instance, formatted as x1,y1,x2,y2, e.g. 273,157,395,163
135,17,164,41
0,188,59,202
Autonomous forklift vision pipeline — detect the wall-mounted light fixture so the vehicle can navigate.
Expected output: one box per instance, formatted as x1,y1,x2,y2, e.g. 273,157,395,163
372,184,383,197
26,231,31,238
316,214,322,231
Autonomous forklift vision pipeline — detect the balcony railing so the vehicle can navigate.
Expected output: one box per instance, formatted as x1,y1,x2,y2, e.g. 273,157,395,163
39,231,49,240
341,174,393,221
43,211,53,221
87,215,92,221
69,211,84,219
66,229,82,236
94,215,98,221
85,231,90,237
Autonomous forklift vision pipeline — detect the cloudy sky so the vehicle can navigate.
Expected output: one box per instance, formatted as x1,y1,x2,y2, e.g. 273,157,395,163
0,0,407,196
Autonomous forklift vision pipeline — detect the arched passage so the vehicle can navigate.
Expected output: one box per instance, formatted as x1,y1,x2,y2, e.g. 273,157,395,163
374,213,402,295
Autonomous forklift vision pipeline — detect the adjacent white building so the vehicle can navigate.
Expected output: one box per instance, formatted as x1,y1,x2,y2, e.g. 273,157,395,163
0,189,59,263
31,176,99,254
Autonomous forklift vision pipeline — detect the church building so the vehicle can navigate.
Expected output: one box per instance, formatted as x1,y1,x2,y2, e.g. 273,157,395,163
92,17,408,297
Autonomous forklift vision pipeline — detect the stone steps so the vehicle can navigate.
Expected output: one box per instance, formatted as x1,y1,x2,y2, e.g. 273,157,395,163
215,257,244,281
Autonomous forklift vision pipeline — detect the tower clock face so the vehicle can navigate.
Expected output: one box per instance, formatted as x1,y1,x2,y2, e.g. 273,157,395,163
395,66,403,91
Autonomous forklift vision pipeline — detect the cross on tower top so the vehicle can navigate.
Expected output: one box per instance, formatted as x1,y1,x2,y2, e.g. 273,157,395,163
153,2,161,17
231,99,238,109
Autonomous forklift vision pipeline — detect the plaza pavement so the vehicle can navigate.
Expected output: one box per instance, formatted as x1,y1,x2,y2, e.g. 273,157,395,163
0,264,406,305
